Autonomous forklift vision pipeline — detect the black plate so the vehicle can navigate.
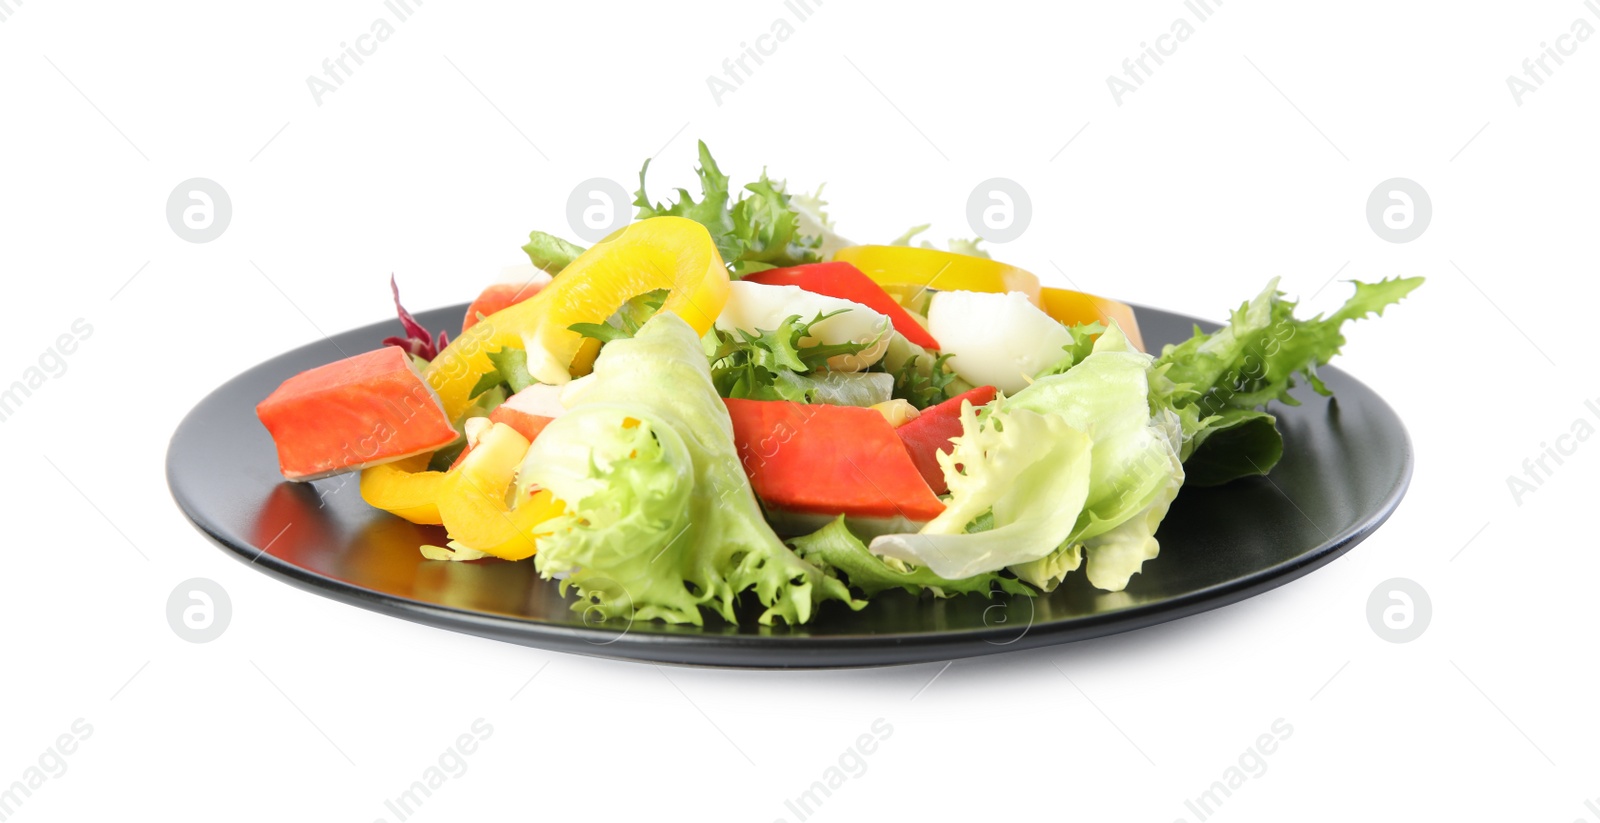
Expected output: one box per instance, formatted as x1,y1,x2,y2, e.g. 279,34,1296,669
168,304,1411,668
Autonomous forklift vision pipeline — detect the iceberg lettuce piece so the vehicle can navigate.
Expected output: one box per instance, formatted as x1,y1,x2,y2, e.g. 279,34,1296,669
868,397,1094,580
518,313,860,626
869,323,1185,592
1078,409,1185,590
1006,324,1186,590
791,516,1034,598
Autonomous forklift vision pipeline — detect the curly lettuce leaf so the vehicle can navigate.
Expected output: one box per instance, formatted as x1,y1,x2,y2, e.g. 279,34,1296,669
889,224,992,259
634,141,740,263
522,231,586,274
891,351,958,409
518,312,860,626
1034,321,1106,378
792,184,852,260
634,140,820,277
883,332,969,409
706,310,873,401
791,516,1033,598
1158,276,1423,485
731,173,821,275
890,224,932,246
945,237,991,259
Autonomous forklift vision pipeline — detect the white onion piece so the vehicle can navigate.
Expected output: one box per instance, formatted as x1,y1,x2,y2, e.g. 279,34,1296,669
715,281,890,372
928,290,1073,393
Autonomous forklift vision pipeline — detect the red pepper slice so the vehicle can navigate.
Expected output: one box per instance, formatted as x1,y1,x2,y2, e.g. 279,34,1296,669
744,262,942,350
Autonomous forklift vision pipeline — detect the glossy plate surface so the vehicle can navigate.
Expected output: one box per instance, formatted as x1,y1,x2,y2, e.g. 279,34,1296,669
168,304,1411,668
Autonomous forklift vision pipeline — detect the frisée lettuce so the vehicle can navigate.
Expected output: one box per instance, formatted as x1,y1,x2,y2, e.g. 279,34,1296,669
1158,276,1424,485
516,312,860,626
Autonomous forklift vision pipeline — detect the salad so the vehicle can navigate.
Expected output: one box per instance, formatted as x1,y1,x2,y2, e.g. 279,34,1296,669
255,143,1422,627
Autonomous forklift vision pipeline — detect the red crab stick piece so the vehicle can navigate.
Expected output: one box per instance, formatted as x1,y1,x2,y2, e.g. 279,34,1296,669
450,384,566,470
487,385,561,442
743,262,941,350
462,275,550,334
895,385,998,495
724,398,946,524
256,346,460,481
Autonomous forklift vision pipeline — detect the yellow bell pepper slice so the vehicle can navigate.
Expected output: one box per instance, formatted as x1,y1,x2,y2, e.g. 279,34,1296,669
362,216,727,521
463,489,563,561
1039,287,1145,353
359,454,446,525
568,337,602,378
424,216,729,422
436,422,562,560
832,245,1041,305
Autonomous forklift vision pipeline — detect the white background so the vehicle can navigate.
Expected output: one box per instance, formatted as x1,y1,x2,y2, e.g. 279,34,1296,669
2,0,1597,820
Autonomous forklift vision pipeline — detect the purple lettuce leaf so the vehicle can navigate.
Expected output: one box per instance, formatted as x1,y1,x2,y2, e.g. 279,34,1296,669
381,274,449,361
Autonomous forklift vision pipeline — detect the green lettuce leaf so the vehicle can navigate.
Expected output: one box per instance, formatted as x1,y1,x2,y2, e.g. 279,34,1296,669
706,310,873,401
792,184,852,260
634,140,821,277
890,224,932,246
1075,411,1184,590
945,237,991,259
731,172,821,275
870,324,1185,592
1158,276,1423,485
487,348,536,393
1007,545,1082,592
522,231,586,274
888,224,992,259
634,141,741,264
1179,408,1282,487
869,396,1095,580
1007,324,1187,589
517,312,861,626
568,288,669,345
791,516,1034,598
882,332,969,409
1034,321,1106,378
891,351,957,409
1008,325,1182,542
468,348,538,399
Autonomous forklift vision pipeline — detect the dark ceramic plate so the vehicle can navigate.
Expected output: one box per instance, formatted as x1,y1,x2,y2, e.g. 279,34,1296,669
168,304,1411,669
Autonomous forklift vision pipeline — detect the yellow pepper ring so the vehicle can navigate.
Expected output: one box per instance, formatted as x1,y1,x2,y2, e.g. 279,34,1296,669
359,454,446,525
425,215,730,423
832,245,1042,305
1039,286,1145,353
361,216,729,526
436,422,563,559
